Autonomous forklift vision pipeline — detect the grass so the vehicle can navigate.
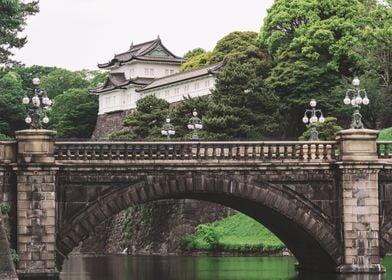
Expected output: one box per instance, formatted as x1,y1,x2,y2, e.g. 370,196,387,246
183,213,285,253
378,127,392,141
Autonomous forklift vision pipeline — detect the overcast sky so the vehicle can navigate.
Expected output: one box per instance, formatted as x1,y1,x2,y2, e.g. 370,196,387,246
13,0,274,71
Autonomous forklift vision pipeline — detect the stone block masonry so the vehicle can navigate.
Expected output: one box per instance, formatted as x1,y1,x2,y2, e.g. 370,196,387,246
336,129,385,273
14,166,59,277
13,129,59,279
0,216,18,280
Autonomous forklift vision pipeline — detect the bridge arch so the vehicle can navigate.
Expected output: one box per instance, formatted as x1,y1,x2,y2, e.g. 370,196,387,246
57,173,341,272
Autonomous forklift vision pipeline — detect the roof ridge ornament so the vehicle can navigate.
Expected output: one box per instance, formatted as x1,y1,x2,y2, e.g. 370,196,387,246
129,41,133,49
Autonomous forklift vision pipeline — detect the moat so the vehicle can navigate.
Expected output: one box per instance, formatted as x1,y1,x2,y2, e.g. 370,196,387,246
60,255,392,280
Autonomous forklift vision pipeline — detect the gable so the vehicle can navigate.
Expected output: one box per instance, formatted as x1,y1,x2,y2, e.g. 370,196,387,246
145,45,173,58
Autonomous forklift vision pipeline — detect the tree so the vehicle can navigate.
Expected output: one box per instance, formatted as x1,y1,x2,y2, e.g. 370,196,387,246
7,64,56,89
171,95,212,139
357,1,392,90
0,72,26,135
0,0,39,64
260,0,368,136
183,48,205,60
299,117,342,141
49,88,98,138
206,60,281,140
111,95,170,140
193,31,280,140
40,68,89,99
180,51,212,72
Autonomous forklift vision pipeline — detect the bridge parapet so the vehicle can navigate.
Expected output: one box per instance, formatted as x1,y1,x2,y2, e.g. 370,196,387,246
377,141,392,160
54,141,338,163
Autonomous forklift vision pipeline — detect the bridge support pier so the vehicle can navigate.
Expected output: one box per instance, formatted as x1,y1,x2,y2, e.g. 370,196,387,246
337,129,385,273
14,130,59,280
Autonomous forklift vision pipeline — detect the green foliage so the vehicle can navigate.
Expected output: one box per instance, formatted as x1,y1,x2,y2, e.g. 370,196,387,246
122,208,134,242
121,205,153,244
49,88,98,138
0,203,11,215
183,213,285,253
378,127,392,141
0,133,13,141
195,224,222,250
0,0,39,64
112,95,170,140
326,74,389,129
171,95,212,140
10,248,19,263
183,48,205,60
299,117,342,141
0,72,26,135
7,64,56,89
180,52,212,72
356,1,392,89
260,0,370,136
86,70,107,88
40,68,90,99
206,57,281,140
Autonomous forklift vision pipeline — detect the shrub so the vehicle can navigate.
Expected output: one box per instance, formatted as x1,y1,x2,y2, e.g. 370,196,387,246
0,203,11,215
10,248,19,263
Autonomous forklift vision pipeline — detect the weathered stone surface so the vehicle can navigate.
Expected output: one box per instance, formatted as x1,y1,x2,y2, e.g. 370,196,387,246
92,110,131,139
0,217,18,280
3,128,392,276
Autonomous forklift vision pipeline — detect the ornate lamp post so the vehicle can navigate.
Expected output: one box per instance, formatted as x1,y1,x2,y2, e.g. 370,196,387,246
343,76,369,129
187,109,203,140
302,99,325,141
22,78,52,129
161,117,175,139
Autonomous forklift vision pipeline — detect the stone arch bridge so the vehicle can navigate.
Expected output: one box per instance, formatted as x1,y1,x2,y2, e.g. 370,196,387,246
1,129,392,279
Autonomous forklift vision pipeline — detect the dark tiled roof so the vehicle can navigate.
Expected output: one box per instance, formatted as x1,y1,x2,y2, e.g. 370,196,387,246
98,37,185,69
138,61,225,92
90,74,154,94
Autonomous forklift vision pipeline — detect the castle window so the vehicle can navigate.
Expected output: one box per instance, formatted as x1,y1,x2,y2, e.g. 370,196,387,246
165,69,169,75
194,82,200,90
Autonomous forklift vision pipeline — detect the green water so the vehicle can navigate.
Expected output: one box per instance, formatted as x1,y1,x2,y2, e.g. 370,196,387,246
60,255,392,280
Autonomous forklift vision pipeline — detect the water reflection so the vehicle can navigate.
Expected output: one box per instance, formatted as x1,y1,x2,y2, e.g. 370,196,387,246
60,255,392,280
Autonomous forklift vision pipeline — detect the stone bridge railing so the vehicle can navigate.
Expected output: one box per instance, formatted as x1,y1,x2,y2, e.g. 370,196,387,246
378,141,392,159
54,141,339,162
1,140,392,164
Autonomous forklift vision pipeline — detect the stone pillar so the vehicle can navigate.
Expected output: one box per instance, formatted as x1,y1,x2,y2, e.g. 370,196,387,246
336,129,385,273
14,130,59,279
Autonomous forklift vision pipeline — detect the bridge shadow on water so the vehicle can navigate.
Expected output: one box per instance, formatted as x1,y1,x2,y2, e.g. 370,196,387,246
60,255,392,280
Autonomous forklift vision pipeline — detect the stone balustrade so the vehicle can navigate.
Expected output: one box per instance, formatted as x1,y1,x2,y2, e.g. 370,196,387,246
377,141,392,159
54,141,338,162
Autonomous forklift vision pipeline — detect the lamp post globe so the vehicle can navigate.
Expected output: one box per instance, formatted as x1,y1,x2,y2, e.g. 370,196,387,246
22,78,52,129
161,117,175,140
343,76,369,129
302,99,325,141
188,109,203,140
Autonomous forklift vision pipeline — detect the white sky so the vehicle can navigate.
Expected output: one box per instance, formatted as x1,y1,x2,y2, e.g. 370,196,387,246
13,0,274,71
